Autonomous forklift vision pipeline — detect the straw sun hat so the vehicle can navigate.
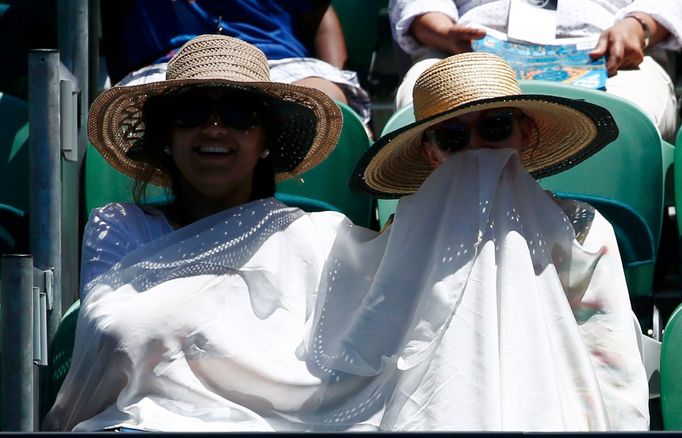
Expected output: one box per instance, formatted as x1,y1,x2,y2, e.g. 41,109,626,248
88,34,343,187
351,52,619,198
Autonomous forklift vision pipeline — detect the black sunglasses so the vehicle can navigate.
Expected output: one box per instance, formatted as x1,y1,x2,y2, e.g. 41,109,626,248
170,91,267,130
426,109,519,153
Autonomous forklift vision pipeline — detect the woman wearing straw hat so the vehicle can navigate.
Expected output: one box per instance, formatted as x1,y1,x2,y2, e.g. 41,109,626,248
44,34,378,431
343,52,649,430
75,33,342,303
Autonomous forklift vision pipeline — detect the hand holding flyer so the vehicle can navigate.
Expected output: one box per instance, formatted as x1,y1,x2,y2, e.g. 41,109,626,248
472,27,608,90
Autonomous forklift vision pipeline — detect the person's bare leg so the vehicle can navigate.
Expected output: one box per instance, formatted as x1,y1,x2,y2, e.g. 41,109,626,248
295,76,348,104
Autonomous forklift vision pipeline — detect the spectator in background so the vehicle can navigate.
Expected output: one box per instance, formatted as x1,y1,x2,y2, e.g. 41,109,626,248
389,0,681,141
99,0,371,125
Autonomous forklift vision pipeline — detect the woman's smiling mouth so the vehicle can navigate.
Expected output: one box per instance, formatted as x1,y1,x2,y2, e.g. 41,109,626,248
195,145,235,155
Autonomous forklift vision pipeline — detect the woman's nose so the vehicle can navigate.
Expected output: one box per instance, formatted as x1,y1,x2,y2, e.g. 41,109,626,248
201,113,228,132
466,126,485,149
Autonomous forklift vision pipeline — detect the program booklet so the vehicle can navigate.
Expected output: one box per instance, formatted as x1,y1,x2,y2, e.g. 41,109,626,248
471,26,608,90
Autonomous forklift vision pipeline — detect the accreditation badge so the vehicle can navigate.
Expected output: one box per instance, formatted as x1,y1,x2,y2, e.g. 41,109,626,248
507,0,559,44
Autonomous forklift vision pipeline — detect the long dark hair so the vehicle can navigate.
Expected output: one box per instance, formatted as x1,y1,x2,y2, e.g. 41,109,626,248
131,89,276,205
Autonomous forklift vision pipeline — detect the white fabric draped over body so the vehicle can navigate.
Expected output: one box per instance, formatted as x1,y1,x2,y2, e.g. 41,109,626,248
44,149,648,431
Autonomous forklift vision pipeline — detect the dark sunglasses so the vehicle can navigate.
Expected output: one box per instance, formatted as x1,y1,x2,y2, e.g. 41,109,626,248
170,92,266,130
426,109,519,153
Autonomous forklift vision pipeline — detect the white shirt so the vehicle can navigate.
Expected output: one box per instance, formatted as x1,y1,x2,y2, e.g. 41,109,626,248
390,0,682,56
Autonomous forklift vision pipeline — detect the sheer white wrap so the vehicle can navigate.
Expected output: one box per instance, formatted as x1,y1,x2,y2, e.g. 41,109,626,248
44,149,648,431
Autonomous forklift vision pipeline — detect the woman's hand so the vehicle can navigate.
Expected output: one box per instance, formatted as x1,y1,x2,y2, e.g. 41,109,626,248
589,13,669,76
410,12,486,54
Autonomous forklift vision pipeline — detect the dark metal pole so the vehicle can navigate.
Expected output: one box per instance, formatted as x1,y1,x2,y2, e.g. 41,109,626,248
59,0,88,126
28,50,62,348
58,0,89,310
1,255,35,431
88,0,101,102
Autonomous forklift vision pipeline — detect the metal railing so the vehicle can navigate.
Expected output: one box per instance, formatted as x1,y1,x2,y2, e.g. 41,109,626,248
0,0,89,431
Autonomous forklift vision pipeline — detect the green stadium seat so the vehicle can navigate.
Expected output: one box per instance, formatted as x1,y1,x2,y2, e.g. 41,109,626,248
376,105,412,227
523,81,670,304
675,126,682,244
661,302,682,430
0,91,30,253
0,92,29,215
331,0,383,85
0,203,28,254
49,300,81,405
84,142,169,219
276,101,373,227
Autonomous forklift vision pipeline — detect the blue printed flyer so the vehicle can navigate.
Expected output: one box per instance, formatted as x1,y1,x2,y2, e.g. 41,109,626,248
471,27,608,90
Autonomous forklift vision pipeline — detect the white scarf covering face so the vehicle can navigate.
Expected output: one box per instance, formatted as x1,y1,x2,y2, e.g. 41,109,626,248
44,149,648,431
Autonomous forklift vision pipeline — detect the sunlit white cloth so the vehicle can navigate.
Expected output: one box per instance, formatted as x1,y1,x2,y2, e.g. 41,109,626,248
44,149,648,431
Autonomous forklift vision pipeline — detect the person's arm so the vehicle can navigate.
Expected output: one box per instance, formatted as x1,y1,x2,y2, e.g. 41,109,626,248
79,203,166,301
314,5,348,69
409,11,485,55
589,12,671,76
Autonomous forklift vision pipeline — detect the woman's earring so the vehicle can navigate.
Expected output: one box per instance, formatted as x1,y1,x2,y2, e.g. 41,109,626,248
260,148,270,159
163,146,172,155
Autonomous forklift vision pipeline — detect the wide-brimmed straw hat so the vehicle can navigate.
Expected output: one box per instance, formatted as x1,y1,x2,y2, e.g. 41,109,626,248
88,34,343,187
351,52,618,198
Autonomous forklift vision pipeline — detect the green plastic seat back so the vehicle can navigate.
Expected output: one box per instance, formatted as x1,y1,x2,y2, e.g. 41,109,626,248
84,144,170,218
49,299,81,404
376,83,665,298
331,0,382,83
661,303,682,430
675,127,682,244
375,105,413,227
276,101,373,226
0,203,28,253
555,192,653,259
522,80,665,298
0,92,29,216
0,92,30,252
380,104,414,137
